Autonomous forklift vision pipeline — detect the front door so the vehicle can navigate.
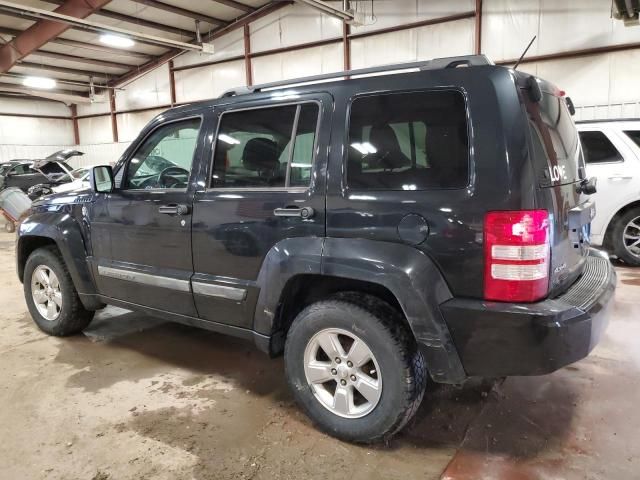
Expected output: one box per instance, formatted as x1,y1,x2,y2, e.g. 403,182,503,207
191,95,331,328
90,115,205,316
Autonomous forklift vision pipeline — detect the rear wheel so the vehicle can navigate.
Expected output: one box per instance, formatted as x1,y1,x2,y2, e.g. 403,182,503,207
611,209,640,266
24,246,94,336
284,293,427,443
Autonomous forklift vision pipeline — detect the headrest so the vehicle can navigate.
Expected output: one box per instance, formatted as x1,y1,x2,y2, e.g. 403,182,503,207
242,137,280,172
369,124,411,170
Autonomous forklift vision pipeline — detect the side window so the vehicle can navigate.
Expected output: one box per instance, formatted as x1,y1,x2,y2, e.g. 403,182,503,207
211,103,319,189
124,118,201,189
624,130,640,148
347,90,469,190
12,164,33,175
579,131,623,164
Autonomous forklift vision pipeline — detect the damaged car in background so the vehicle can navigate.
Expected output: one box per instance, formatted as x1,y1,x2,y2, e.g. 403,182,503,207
28,165,94,200
0,150,83,193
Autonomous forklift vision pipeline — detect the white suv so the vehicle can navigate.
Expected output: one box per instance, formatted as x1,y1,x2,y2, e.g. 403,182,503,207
577,120,640,265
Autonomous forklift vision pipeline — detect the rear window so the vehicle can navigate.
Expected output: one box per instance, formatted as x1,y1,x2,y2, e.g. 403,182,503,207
526,91,582,185
347,90,469,190
579,131,623,164
624,130,640,148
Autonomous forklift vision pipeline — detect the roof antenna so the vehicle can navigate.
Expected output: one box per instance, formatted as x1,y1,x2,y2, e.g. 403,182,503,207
513,35,537,70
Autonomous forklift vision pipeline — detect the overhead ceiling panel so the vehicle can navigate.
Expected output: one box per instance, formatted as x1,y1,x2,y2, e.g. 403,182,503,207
84,7,197,41
24,53,129,74
11,63,103,81
0,0,276,101
36,43,145,66
0,12,35,30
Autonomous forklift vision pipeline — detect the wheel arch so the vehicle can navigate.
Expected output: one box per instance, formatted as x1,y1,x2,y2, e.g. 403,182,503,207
17,213,100,309
253,237,466,384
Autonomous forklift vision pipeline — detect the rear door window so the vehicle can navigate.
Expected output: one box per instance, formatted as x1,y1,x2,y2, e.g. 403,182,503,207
211,103,319,189
579,131,623,164
624,130,640,148
347,90,469,190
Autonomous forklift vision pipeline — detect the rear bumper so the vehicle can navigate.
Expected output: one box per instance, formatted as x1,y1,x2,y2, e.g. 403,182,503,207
441,249,616,377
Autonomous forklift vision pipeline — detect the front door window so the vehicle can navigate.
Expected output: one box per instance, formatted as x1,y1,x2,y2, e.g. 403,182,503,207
124,118,201,190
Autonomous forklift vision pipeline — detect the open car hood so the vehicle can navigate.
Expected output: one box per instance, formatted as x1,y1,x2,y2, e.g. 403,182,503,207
33,150,83,169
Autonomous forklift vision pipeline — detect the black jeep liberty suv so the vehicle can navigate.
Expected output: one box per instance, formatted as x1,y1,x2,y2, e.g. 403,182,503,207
17,55,616,443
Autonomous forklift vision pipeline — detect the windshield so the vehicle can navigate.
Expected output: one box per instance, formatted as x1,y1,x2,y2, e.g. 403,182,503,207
57,168,88,183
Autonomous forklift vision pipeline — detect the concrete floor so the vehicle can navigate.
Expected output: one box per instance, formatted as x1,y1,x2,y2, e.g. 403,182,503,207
0,230,638,480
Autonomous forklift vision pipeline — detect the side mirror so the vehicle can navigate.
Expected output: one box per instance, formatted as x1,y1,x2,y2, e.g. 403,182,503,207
91,165,114,193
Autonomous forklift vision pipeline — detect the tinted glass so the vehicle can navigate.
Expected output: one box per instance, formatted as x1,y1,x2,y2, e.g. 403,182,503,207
11,164,35,175
289,104,319,187
212,103,319,188
347,90,469,190
579,131,623,164
624,130,640,148
125,118,201,189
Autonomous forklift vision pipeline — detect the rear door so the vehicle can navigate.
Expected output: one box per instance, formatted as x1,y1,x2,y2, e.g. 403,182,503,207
190,94,331,328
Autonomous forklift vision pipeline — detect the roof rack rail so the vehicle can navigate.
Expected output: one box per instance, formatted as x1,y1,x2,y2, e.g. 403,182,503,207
220,54,493,98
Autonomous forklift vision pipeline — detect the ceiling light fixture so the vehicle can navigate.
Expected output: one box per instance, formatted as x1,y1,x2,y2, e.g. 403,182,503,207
22,76,56,89
99,34,135,48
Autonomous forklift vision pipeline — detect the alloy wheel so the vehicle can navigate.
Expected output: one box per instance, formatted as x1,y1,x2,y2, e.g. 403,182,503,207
31,265,62,321
623,216,640,259
303,328,382,418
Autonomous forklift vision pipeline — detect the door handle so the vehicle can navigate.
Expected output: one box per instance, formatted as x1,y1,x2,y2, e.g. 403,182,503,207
158,204,190,215
273,206,315,219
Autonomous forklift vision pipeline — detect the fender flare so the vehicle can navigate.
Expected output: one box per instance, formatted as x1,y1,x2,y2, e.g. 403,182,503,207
253,237,466,384
17,211,100,308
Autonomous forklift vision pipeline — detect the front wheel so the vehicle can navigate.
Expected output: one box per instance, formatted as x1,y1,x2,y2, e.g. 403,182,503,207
284,293,427,443
24,246,94,336
611,209,640,266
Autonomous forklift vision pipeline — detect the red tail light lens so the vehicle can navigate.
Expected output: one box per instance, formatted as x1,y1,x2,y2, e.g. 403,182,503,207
484,210,550,302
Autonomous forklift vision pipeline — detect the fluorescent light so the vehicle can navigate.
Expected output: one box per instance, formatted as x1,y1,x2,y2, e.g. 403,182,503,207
22,76,56,89
100,34,135,48
218,134,240,145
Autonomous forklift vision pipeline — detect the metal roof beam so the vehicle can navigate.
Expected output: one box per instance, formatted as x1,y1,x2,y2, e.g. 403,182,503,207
209,0,254,14
129,0,229,26
29,50,131,70
0,0,206,52
16,60,109,78
40,0,196,37
0,24,151,59
110,1,294,87
0,81,91,102
0,0,113,73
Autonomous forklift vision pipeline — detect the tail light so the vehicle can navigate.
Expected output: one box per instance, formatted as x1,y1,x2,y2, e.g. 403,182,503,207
484,210,550,302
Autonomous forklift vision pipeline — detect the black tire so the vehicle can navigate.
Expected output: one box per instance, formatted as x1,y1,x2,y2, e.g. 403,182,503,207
611,208,640,267
284,293,427,443
24,246,95,336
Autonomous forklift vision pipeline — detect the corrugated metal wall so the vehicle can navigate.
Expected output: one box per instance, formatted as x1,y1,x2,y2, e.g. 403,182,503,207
2,0,639,165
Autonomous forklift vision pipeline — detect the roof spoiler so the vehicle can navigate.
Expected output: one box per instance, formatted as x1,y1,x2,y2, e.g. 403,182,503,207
220,54,494,98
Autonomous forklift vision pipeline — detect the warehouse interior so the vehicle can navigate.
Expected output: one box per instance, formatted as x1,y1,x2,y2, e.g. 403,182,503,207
1,0,639,164
1,0,639,479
